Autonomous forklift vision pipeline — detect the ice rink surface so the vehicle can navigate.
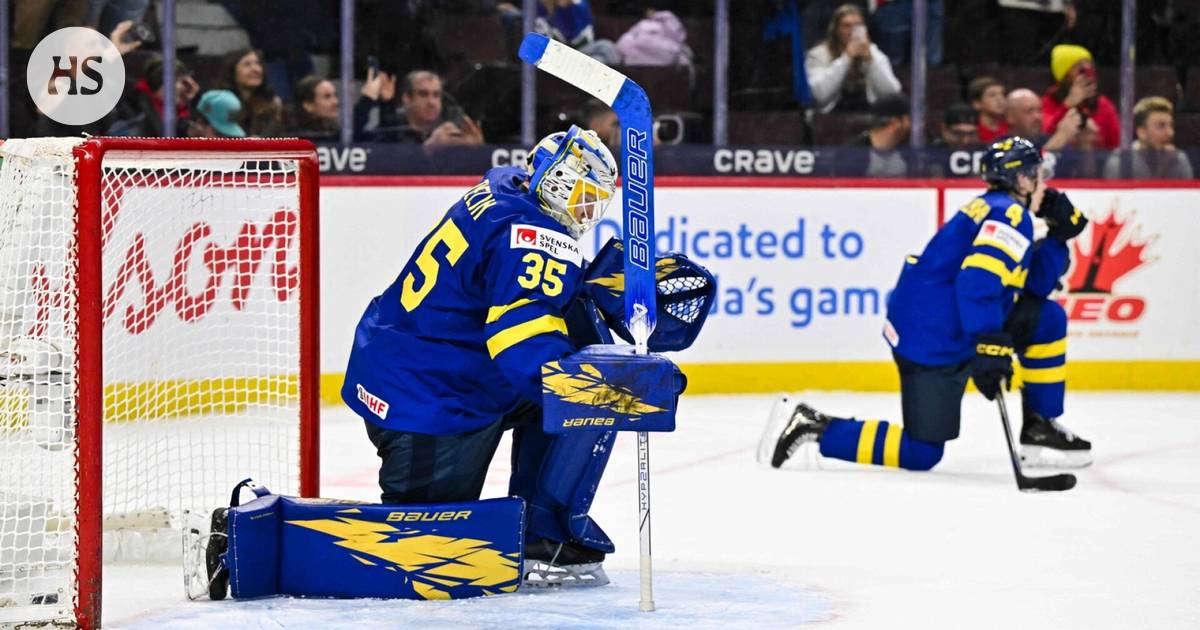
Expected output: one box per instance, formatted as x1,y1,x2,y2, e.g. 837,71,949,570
108,392,1200,629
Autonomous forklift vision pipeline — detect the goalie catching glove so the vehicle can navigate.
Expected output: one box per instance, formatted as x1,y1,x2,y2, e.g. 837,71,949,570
584,238,716,352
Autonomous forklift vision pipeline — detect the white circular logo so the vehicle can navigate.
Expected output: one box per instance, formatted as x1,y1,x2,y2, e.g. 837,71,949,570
27,27,124,126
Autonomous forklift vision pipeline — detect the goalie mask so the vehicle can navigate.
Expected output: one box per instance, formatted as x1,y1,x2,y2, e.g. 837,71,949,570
584,238,716,352
527,125,618,239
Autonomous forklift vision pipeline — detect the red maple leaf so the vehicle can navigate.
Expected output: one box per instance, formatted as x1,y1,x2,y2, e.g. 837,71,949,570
1066,202,1154,294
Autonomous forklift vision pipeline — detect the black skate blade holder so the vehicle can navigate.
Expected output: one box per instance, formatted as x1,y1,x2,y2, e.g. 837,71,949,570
996,390,1077,492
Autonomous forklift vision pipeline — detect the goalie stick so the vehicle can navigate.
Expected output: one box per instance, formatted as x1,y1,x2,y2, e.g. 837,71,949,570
996,389,1076,493
519,32,659,611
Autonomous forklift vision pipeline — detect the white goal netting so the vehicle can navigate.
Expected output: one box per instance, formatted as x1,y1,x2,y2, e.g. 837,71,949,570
0,138,312,626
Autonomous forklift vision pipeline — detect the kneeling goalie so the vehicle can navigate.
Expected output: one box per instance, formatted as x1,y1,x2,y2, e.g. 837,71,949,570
199,126,714,601
761,137,1092,473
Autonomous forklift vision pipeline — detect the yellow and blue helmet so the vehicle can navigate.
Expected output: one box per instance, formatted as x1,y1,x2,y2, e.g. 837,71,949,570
981,136,1043,189
526,125,618,239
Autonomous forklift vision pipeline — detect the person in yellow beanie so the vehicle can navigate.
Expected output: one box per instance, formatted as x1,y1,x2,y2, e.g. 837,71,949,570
1041,44,1120,149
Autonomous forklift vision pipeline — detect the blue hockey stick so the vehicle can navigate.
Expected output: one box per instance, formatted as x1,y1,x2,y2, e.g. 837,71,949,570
519,32,658,612
518,33,658,345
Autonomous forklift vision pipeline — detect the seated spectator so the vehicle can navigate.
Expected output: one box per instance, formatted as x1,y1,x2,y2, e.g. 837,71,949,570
930,103,980,148
843,93,910,177
1005,87,1081,153
924,104,981,177
187,90,246,138
218,48,284,137
289,75,339,140
968,76,1008,144
107,54,200,137
616,9,692,66
806,4,902,114
582,99,621,152
1042,44,1119,149
355,69,485,146
1103,97,1194,179
537,0,621,66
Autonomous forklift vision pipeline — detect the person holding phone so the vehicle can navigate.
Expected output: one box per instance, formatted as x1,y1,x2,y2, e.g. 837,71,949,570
1041,44,1119,150
805,4,902,114
355,68,484,146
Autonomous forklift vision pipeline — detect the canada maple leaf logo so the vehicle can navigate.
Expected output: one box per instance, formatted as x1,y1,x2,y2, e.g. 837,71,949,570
1066,202,1156,294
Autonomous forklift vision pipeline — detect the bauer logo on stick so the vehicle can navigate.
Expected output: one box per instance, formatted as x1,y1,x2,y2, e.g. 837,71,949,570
27,27,124,126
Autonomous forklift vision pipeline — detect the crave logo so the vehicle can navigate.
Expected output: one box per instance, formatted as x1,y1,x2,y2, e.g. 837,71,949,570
1056,204,1154,324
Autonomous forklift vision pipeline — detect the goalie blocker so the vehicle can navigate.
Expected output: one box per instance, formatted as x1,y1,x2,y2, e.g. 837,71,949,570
200,347,687,601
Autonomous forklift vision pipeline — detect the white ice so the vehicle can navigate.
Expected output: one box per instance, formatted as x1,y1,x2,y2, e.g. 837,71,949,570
104,392,1200,629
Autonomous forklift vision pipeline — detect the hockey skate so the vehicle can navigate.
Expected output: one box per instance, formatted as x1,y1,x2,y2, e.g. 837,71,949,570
206,507,230,599
757,394,832,469
183,507,231,600
522,538,609,588
1020,411,1092,469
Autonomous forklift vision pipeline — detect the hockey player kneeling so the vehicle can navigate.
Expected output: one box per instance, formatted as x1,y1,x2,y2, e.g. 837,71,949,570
197,127,714,601
760,137,1092,473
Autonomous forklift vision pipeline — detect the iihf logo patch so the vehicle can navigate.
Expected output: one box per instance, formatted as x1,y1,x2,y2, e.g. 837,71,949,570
356,384,389,420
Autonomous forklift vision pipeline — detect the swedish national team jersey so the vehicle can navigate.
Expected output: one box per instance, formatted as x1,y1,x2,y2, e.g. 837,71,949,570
884,189,1070,367
342,166,583,435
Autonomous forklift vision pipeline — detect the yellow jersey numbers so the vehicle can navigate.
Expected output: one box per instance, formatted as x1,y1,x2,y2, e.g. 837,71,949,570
401,219,470,312
517,252,568,297
1005,203,1023,227
960,198,990,224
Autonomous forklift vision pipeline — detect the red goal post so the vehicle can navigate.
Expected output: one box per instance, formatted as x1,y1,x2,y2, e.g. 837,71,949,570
0,137,320,629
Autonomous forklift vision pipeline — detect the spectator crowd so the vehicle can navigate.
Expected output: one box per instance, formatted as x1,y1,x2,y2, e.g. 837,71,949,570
5,0,1198,179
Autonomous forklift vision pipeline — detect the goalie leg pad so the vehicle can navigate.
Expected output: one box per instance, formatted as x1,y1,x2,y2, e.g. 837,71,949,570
221,489,525,600
510,425,617,553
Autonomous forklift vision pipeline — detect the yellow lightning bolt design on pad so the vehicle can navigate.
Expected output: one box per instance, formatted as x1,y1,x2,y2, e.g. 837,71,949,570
587,257,681,296
542,361,666,417
285,516,520,600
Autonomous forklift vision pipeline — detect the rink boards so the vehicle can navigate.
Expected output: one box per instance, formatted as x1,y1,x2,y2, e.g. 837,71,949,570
318,177,1200,395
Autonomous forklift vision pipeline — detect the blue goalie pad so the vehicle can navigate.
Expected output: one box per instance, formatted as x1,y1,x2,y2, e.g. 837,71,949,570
225,492,525,600
586,238,716,352
512,426,618,553
541,345,683,433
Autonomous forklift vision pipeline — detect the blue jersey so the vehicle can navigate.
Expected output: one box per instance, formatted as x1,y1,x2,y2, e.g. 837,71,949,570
884,189,1070,366
342,167,583,435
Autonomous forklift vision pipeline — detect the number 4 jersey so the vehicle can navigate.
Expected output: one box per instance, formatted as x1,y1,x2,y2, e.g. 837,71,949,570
342,166,583,435
883,189,1069,367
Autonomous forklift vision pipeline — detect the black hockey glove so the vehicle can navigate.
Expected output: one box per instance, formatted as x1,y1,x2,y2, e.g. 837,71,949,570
972,332,1014,401
1038,188,1088,243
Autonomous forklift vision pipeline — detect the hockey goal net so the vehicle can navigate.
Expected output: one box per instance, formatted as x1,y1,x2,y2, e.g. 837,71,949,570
0,137,320,628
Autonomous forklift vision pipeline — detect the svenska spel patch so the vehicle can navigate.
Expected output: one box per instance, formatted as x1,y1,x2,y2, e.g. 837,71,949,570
974,219,1030,261
510,224,582,266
